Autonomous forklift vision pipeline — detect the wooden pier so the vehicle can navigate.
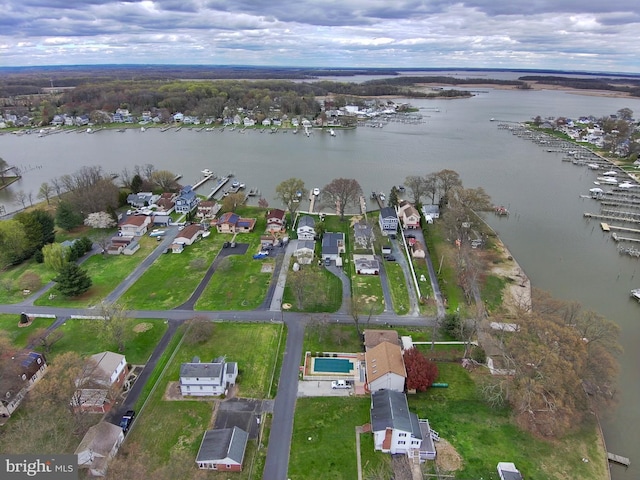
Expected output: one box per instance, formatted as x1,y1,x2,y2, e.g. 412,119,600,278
206,176,230,200
607,452,630,467
309,193,317,213
192,174,214,191
584,212,640,225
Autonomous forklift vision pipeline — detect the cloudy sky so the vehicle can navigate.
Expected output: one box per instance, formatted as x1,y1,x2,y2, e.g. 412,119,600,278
2,0,640,73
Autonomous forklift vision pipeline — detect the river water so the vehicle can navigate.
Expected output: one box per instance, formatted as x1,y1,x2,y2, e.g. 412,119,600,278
1,87,639,478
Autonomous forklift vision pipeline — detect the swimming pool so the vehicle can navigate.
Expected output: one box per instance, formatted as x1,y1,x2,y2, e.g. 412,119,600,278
313,357,354,374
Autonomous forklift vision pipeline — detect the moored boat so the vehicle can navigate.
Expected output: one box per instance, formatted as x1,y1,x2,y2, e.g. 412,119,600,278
631,289,640,302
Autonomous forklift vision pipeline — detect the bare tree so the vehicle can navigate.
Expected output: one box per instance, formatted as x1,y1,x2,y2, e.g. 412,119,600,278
94,302,132,353
404,175,425,204
322,178,363,219
15,190,27,209
27,328,64,354
38,182,53,205
142,163,156,182
423,172,438,205
435,169,462,206
50,177,64,198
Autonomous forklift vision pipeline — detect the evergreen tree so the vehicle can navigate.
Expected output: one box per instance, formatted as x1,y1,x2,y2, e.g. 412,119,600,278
53,263,92,297
389,186,399,208
15,209,55,257
55,201,83,231
131,174,143,194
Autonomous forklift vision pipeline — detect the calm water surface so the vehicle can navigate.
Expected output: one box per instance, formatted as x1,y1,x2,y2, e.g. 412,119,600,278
1,88,639,479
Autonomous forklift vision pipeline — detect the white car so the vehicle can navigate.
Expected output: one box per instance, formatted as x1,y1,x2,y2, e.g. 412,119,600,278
331,380,351,389
313,188,320,196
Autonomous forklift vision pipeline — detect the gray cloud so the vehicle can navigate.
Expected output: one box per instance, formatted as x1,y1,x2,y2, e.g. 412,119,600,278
0,0,639,72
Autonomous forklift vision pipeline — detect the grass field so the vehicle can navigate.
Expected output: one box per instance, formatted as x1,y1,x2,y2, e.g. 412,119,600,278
282,266,344,313
0,259,57,304
47,318,167,364
303,323,363,360
385,261,411,315
289,397,390,480
0,314,56,348
126,322,282,475
35,237,157,308
121,235,222,309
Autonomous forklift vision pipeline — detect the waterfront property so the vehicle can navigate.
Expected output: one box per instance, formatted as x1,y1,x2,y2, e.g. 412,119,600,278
379,207,399,236
297,215,316,240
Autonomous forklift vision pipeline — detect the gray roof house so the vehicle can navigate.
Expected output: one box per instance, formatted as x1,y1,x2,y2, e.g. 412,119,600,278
321,232,345,260
294,239,316,265
378,207,398,236
75,421,124,477
196,427,249,471
126,192,156,208
175,185,199,214
353,219,373,248
297,215,316,240
371,390,435,461
180,356,238,396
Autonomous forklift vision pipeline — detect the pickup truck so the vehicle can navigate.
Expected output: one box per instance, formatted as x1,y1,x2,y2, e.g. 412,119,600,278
119,410,135,433
331,380,351,389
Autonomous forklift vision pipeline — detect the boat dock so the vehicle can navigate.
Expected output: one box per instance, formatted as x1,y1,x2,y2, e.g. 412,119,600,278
607,452,630,467
309,193,317,213
192,174,215,191
206,176,230,200
584,212,640,225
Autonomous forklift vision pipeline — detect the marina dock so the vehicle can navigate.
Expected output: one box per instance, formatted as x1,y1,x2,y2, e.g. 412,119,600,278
206,176,230,200
607,452,630,467
192,174,214,190
309,193,317,213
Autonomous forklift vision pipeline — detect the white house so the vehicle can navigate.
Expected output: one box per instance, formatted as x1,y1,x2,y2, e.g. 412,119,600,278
297,215,316,240
421,205,440,223
180,356,238,396
75,421,124,477
118,215,152,236
370,390,424,456
365,341,406,393
266,209,286,233
378,207,399,236
354,254,380,275
195,427,249,472
294,240,315,265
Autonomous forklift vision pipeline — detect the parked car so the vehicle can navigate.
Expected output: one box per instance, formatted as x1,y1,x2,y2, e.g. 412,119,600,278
324,258,332,266
119,410,135,433
331,380,351,389
223,241,230,248
384,255,396,261
230,241,236,248
253,253,267,259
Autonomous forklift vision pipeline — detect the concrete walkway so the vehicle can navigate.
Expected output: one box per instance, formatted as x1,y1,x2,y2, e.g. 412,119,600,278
269,240,297,311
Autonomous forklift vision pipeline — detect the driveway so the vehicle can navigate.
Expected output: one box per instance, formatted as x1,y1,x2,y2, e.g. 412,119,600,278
214,397,274,439
297,380,353,397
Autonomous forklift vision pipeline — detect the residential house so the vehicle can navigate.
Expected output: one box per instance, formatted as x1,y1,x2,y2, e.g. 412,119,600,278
354,254,380,275
294,240,315,265
411,240,426,259
297,215,316,240
365,341,406,393
197,201,221,220
260,235,278,249
398,201,421,229
353,220,373,248
156,193,176,213
195,427,249,471
107,236,134,255
175,185,199,214
75,422,124,477
497,462,523,480
0,351,47,421
364,329,400,351
118,215,151,236
174,224,204,246
370,390,425,456
170,242,185,254
266,208,286,233
215,212,256,234
89,351,128,389
243,117,255,127
421,205,440,223
127,192,160,208
321,232,345,261
180,356,238,396
379,207,399,236
122,239,140,256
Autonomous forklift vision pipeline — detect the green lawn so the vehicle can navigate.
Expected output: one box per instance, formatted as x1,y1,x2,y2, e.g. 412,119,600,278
303,323,363,360
0,314,56,348
282,266,344,313
408,363,608,480
195,254,272,310
351,274,385,314
0,259,57,304
127,322,282,473
385,261,410,315
289,397,391,480
47,318,167,364
35,237,157,308
121,235,222,309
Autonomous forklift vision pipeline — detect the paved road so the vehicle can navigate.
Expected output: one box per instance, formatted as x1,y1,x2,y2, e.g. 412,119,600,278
262,317,306,480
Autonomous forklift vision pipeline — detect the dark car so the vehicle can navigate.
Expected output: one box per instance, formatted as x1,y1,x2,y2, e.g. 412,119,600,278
385,255,396,261
223,241,230,248
324,258,332,266
119,410,135,433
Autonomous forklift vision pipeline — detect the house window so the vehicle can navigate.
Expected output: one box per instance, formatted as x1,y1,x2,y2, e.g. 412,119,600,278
399,433,406,437
37,358,42,364
200,386,203,390
398,441,406,445
186,386,190,391
226,465,231,469
21,374,26,381
412,441,419,445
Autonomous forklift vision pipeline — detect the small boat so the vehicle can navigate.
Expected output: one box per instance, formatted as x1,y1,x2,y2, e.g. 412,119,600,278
618,182,636,189
597,176,618,185
140,126,146,132
202,231,211,238
379,192,386,202
313,188,320,196
231,181,240,188
631,289,640,302
587,163,599,170
602,170,617,176
202,169,213,176
490,118,496,122
329,128,336,136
